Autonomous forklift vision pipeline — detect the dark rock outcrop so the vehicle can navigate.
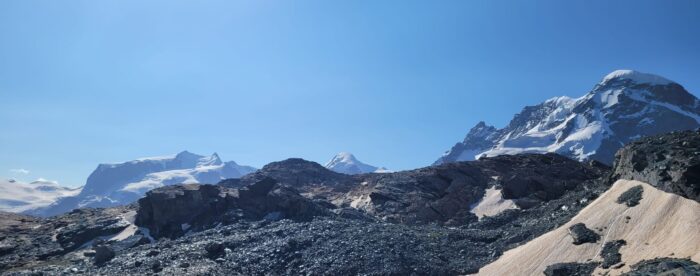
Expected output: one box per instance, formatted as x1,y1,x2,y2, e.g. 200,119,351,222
616,185,644,207
94,243,115,265
135,178,330,239
543,262,599,276
221,158,354,190
600,239,627,268
135,183,234,239
624,257,700,275
55,213,130,251
568,223,600,245
610,130,700,203
474,153,609,205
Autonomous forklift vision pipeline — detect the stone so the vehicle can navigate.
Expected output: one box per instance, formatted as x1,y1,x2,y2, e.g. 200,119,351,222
600,240,627,268
616,185,643,207
204,242,225,259
93,245,115,265
568,223,600,245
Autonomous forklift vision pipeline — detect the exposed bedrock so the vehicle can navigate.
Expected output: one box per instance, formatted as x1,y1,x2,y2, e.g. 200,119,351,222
610,129,700,203
135,178,330,239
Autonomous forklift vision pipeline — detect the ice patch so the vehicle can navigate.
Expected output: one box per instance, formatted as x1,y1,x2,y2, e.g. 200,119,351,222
470,187,518,219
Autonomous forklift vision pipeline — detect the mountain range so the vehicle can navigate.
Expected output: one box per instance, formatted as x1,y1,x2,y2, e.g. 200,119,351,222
26,151,256,217
435,70,700,165
3,129,698,275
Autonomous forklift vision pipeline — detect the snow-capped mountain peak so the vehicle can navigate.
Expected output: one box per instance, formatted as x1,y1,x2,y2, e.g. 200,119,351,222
600,69,673,86
28,151,256,217
435,70,700,166
324,152,389,175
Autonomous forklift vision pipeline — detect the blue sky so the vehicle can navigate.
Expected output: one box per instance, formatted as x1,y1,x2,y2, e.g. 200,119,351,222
1,0,699,187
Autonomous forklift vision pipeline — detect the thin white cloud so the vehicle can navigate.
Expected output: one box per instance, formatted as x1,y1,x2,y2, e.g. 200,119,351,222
33,177,59,185
10,168,30,175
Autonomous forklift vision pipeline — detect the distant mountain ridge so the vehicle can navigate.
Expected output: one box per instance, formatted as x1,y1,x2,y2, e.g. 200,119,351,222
435,70,700,165
324,152,389,175
28,151,256,217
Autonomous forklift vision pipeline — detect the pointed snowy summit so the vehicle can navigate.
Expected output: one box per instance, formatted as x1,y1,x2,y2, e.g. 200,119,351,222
324,152,389,175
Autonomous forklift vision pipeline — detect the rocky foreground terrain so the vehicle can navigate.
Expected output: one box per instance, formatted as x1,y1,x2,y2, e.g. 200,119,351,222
1,131,700,275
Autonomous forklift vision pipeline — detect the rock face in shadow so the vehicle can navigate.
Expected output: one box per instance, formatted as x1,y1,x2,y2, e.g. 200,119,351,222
610,130,700,203
472,154,610,206
135,178,330,239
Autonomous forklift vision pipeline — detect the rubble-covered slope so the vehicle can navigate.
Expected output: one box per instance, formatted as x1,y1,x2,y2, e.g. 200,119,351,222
477,129,700,276
476,180,700,276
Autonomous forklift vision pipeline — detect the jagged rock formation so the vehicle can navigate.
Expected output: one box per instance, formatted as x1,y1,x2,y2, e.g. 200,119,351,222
610,129,700,203
436,70,700,165
135,178,330,239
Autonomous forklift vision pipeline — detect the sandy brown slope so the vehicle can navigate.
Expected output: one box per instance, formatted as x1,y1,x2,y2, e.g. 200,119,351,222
476,179,700,276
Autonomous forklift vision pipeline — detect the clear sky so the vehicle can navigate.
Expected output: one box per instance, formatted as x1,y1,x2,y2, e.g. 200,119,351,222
1,0,699,187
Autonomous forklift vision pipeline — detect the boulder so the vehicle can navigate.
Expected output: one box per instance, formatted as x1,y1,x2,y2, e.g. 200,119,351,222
600,239,626,268
93,244,115,265
616,185,643,207
568,223,600,245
